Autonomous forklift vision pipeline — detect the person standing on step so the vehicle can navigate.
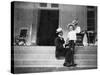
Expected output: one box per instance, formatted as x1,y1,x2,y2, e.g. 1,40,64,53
55,28,67,59
63,24,77,67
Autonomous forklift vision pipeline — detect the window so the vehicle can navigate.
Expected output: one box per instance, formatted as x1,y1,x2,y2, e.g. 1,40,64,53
51,4,59,8
40,3,47,7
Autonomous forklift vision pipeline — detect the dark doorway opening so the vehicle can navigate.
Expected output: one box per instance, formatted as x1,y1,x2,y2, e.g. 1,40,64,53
20,29,28,37
37,9,59,46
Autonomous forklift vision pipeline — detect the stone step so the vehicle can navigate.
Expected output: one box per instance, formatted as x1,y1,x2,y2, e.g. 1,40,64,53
14,49,97,54
14,59,97,67
14,60,97,65
14,54,97,60
14,61,96,67
14,46,97,52
13,46,97,68
14,58,97,61
15,64,97,68
14,46,55,51
14,46,97,56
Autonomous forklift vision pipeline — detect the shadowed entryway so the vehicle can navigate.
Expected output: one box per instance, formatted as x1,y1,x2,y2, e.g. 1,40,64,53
37,9,59,46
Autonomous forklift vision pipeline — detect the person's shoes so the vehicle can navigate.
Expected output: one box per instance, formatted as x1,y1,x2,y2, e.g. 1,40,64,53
63,63,71,67
71,64,77,67
63,63,67,66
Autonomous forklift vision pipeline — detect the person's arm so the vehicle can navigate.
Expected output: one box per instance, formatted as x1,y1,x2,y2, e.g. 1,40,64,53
65,37,69,48
62,38,65,44
55,37,63,48
66,33,70,44
55,38,59,47
77,26,81,33
78,26,81,33
62,38,66,48
74,31,77,43
74,40,76,43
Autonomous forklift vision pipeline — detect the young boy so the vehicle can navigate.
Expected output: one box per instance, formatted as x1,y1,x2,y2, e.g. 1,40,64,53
63,24,77,67
55,28,67,59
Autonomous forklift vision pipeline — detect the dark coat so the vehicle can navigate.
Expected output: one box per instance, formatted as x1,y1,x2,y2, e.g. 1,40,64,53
55,37,66,58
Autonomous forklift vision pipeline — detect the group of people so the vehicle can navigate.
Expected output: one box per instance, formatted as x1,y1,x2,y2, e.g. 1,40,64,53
55,17,81,67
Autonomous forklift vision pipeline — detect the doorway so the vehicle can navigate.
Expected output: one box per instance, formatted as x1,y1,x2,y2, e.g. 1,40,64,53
37,9,59,46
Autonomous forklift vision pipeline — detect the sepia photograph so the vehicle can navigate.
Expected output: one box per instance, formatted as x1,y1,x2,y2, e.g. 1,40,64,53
11,1,97,74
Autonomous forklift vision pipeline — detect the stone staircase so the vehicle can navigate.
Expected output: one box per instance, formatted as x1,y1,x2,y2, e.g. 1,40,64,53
13,46,97,73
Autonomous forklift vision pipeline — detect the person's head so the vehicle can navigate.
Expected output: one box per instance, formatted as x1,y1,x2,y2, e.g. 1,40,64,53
74,17,78,21
72,17,78,26
56,28,63,37
68,25,74,31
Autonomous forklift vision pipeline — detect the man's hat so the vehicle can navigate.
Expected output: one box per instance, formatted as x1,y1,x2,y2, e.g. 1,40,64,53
56,27,63,33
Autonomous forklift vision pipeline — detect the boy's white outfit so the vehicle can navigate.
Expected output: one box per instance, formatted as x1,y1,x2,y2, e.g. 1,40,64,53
67,30,77,41
64,30,77,67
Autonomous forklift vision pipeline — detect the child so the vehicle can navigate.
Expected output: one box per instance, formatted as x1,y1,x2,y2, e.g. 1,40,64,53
72,17,81,33
63,24,77,67
55,28,67,59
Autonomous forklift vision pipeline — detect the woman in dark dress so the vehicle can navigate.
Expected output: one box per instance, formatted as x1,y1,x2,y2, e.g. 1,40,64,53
55,28,66,59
